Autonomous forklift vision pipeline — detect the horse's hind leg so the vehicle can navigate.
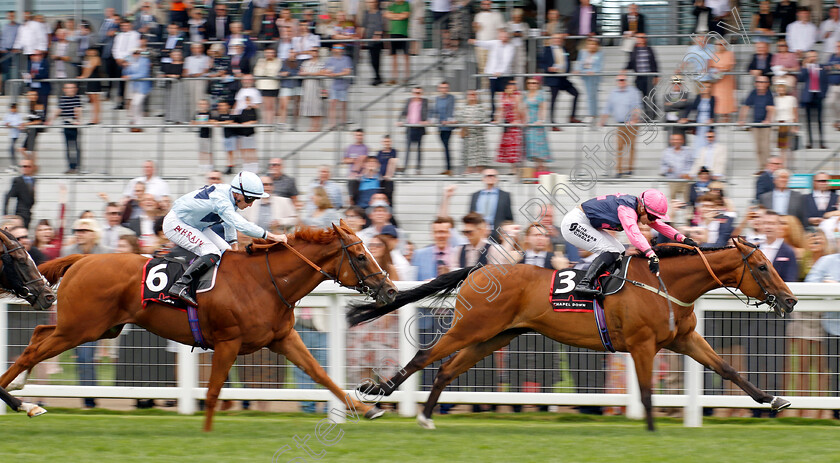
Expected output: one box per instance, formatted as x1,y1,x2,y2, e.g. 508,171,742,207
269,329,381,419
202,339,241,432
668,331,785,409
418,330,523,429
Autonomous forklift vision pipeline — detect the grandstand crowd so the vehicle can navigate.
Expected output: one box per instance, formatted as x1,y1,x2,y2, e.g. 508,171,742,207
1,1,840,418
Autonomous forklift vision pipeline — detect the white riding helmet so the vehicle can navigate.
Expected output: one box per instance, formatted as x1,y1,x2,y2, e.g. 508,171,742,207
230,171,270,200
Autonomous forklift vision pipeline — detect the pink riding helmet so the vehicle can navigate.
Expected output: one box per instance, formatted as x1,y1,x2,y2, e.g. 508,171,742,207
640,189,670,221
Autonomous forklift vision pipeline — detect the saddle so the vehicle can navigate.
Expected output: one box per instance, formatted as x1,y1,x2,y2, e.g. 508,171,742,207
550,256,632,312
141,248,219,311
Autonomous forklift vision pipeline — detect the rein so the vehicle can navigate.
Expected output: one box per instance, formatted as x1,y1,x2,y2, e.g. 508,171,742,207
249,235,387,309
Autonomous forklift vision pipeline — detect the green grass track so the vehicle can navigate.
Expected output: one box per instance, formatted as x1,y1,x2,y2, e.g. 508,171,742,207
1,409,838,462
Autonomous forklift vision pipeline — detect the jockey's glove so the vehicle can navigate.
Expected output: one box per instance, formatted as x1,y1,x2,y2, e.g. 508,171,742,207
648,254,660,274
682,236,699,248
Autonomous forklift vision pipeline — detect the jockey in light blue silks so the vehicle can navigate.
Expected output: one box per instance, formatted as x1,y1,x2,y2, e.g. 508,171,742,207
162,171,286,306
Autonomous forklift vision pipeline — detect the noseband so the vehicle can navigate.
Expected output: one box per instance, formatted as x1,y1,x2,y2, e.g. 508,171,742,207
258,236,386,309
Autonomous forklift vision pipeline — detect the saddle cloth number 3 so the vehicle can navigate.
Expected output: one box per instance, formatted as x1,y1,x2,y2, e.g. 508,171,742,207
553,270,576,294
146,263,170,293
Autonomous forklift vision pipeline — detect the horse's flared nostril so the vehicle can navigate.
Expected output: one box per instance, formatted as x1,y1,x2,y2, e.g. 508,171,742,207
786,298,797,308
45,294,56,304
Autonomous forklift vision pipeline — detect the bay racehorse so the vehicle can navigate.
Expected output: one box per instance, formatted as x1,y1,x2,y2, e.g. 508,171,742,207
0,228,56,417
347,238,798,431
2,221,396,431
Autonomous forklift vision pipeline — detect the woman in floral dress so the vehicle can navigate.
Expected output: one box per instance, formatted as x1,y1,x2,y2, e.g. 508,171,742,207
455,89,490,173
496,80,524,167
523,78,550,171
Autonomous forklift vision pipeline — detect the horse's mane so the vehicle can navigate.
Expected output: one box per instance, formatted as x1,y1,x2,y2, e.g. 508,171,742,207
651,243,733,259
249,225,338,252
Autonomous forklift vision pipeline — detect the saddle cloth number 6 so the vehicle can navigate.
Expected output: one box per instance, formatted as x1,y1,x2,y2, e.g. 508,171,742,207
146,263,170,293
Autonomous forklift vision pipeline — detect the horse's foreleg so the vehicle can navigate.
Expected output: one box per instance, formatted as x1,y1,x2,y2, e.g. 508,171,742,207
203,339,241,432
0,386,22,411
628,340,657,432
419,330,522,429
669,331,785,409
0,328,81,389
270,329,380,419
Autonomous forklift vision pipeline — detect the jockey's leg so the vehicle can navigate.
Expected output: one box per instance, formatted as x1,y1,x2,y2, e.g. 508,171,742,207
163,213,229,306
168,254,220,307
560,207,625,295
576,251,621,295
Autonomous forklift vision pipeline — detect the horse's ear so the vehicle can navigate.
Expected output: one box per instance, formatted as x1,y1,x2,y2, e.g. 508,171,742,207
339,218,349,229
332,222,343,235
0,228,14,249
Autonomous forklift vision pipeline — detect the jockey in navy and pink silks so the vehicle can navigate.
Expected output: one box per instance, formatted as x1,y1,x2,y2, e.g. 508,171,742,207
560,189,698,295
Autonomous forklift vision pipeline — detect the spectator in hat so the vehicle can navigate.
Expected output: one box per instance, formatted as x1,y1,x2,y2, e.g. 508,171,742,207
359,199,406,249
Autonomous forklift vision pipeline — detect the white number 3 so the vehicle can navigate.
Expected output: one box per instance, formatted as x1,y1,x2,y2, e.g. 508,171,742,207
554,270,577,294
146,264,169,292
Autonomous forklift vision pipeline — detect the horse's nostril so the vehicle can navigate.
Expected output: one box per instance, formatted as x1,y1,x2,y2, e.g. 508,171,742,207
786,298,797,307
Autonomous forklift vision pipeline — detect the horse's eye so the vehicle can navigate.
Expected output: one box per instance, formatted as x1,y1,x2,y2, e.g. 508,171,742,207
357,254,366,261
758,264,768,271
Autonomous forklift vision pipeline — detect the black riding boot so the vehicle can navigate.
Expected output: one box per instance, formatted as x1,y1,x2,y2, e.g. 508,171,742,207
168,254,220,306
576,252,621,296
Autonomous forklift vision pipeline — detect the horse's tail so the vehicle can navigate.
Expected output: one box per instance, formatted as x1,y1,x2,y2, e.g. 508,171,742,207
38,254,88,285
347,265,477,327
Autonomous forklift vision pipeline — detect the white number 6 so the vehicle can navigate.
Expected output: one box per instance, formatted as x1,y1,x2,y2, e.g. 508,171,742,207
554,270,577,294
146,263,169,292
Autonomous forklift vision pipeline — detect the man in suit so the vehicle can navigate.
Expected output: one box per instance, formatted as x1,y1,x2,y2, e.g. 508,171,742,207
469,169,513,240
3,159,35,228
206,3,231,42
620,3,645,37
27,51,50,113
540,33,581,128
801,172,838,227
397,87,429,173
98,8,120,101
625,33,658,116
412,217,456,281
567,0,599,61
747,41,773,78
756,156,783,200
693,196,735,247
750,210,797,416
159,23,187,64
759,168,803,221
798,50,829,149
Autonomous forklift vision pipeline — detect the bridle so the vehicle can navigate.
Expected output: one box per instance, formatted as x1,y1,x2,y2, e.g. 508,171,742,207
0,240,47,303
253,235,386,309
678,239,779,312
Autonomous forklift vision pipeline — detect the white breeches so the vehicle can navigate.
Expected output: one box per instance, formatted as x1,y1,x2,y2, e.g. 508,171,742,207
560,207,625,254
163,212,231,257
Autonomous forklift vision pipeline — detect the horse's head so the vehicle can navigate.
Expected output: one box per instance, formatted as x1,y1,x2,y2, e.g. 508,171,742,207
331,220,398,306
732,237,797,317
0,229,56,310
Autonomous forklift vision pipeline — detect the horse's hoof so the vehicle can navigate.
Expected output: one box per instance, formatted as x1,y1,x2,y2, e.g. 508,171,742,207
365,406,386,420
20,402,47,418
416,414,436,430
770,396,791,411
8,372,28,391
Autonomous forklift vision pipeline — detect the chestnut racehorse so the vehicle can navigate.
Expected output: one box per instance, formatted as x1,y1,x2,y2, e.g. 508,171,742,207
0,228,56,417
2,222,397,431
347,238,798,431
